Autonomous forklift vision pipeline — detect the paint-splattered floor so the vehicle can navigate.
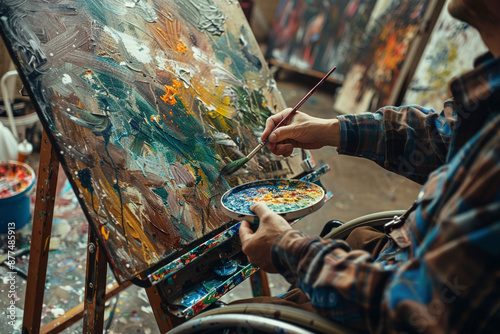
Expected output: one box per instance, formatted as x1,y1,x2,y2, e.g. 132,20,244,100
0,71,420,334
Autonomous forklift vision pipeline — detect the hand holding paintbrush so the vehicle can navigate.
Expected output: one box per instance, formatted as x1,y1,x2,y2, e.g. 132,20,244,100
220,66,337,176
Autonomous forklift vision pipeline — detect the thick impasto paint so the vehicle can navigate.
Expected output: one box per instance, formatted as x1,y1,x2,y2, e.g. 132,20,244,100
402,0,487,110
0,0,292,283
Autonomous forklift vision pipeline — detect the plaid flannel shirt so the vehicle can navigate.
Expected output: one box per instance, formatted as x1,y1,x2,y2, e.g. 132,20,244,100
272,54,500,333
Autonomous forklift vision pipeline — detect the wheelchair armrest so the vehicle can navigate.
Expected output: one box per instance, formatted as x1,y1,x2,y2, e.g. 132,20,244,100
319,220,344,238
323,210,407,240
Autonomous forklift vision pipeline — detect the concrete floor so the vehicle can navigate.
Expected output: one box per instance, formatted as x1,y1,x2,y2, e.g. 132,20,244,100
0,72,422,334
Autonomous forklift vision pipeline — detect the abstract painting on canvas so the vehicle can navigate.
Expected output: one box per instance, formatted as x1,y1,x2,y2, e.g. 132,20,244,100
0,0,292,283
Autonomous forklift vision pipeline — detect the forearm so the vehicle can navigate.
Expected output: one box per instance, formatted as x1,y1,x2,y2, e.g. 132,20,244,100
337,105,453,184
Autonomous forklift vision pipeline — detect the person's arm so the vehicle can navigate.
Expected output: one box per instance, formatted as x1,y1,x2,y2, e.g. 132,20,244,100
241,122,500,332
263,104,455,184
337,105,454,184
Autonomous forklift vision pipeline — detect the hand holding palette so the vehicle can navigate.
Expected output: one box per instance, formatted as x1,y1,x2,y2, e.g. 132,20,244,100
221,179,325,222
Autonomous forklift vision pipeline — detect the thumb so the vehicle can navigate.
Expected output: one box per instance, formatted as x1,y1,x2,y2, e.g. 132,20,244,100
239,220,254,243
250,202,275,217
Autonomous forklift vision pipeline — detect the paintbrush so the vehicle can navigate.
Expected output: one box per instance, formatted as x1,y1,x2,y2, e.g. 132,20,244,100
220,66,337,176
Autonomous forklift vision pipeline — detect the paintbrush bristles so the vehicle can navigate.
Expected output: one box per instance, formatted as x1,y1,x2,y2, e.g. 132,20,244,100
220,157,249,176
220,66,337,176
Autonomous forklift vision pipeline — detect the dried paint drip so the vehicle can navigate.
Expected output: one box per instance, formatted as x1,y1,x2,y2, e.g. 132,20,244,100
0,162,35,199
221,179,325,221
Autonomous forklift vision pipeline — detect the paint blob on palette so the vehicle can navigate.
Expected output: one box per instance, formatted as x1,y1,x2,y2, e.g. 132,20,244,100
221,179,325,221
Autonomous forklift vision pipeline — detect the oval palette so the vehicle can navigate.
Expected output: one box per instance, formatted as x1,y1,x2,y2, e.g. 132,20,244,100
221,179,325,222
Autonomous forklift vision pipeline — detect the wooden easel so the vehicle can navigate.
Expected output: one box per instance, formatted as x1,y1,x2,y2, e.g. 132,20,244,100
22,131,186,333
22,130,270,334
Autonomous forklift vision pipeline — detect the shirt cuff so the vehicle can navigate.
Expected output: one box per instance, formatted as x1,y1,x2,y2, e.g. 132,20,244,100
337,113,380,156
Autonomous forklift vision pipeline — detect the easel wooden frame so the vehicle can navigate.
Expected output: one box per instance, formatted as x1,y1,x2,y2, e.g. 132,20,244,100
22,130,271,334
22,131,185,333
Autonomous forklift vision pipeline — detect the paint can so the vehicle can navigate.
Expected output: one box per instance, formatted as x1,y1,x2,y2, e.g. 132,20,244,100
0,161,36,233
17,139,33,163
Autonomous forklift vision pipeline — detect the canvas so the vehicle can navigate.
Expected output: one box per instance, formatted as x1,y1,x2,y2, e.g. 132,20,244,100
402,0,487,111
266,0,377,80
0,0,294,283
333,0,430,114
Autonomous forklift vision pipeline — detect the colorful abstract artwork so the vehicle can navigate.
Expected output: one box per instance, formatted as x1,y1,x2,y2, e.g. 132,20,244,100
334,0,430,114
0,0,293,283
402,0,487,111
266,0,377,80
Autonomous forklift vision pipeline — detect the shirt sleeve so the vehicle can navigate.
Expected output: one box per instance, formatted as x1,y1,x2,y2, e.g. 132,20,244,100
271,116,500,333
272,230,394,332
337,104,455,184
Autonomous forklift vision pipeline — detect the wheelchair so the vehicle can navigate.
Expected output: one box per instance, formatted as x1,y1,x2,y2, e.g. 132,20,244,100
168,210,406,334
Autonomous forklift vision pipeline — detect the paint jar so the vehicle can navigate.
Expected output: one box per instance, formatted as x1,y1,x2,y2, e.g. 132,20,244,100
17,139,33,163
0,161,36,233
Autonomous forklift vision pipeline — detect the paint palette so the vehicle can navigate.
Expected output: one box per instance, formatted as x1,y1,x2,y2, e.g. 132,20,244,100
221,179,325,222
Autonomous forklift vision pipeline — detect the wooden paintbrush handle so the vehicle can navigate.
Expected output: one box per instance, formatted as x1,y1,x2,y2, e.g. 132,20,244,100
271,66,337,133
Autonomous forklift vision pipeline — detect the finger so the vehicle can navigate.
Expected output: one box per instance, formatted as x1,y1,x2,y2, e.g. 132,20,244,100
268,124,297,143
239,220,254,243
265,141,277,152
250,202,275,217
273,143,294,156
261,109,292,141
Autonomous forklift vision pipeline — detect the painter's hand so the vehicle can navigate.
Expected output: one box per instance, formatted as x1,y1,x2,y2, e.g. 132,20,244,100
261,108,340,157
239,203,292,273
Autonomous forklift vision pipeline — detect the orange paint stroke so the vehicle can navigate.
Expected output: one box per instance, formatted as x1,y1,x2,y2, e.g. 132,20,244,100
160,80,183,105
176,40,188,53
156,27,168,41
101,225,110,240
160,85,178,105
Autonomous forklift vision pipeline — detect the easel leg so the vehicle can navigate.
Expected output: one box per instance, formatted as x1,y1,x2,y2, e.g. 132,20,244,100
40,281,131,334
83,231,107,333
250,269,271,297
22,131,60,334
146,285,185,333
